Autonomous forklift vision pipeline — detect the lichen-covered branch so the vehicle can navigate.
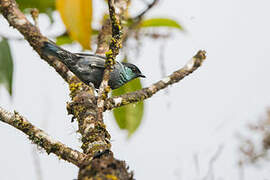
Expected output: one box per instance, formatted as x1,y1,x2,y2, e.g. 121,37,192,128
67,83,111,157
70,0,129,159
0,0,77,83
104,50,207,110
95,0,129,55
0,106,86,167
1,0,205,179
96,0,124,121
67,82,133,179
95,19,112,55
70,1,133,179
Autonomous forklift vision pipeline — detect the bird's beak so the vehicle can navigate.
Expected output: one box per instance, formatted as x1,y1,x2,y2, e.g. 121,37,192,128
139,74,146,78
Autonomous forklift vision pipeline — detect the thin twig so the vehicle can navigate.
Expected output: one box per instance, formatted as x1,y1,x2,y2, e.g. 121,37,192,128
202,145,224,180
122,0,159,42
30,8,39,27
134,0,159,21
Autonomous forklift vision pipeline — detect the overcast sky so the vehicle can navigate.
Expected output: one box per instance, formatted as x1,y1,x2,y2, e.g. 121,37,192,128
1,0,270,180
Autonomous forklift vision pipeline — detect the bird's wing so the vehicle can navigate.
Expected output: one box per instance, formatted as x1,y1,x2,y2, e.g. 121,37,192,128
75,53,106,60
75,53,123,72
75,53,106,68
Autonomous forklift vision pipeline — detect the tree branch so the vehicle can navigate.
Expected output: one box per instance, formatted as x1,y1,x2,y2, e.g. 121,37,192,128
0,106,86,167
1,0,206,179
0,0,77,84
95,0,129,55
96,0,124,121
122,0,159,42
70,1,133,178
134,0,159,22
104,50,207,110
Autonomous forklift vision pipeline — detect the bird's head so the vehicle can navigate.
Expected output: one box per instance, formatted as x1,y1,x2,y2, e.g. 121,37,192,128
122,62,145,80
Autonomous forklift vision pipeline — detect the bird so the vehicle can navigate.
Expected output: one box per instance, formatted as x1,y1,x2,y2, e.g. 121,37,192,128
42,41,145,89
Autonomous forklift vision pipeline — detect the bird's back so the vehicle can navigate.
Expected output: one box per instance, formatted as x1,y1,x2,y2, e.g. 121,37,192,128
74,53,124,89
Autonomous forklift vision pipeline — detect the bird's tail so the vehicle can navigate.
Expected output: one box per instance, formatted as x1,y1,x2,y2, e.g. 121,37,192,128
42,41,78,63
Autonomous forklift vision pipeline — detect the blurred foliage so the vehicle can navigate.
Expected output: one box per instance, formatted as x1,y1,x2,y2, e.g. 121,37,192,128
140,18,183,30
56,0,93,50
56,29,99,46
56,33,73,46
16,0,55,12
0,38,13,96
16,0,55,22
238,109,270,165
112,76,144,137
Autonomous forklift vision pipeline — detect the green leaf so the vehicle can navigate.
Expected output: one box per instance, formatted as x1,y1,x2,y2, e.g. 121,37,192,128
15,0,55,23
16,0,55,13
92,29,99,36
56,33,73,45
0,39,14,95
56,28,99,46
140,18,184,30
112,78,144,137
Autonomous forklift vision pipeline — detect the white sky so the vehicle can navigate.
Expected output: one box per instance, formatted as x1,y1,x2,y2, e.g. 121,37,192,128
1,0,270,179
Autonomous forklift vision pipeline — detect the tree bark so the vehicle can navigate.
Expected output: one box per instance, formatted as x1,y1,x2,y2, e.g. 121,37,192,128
0,0,206,179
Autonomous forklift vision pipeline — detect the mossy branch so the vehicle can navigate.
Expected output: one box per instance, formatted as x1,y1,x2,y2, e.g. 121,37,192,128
0,106,86,167
104,50,207,110
0,0,77,84
96,0,124,122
